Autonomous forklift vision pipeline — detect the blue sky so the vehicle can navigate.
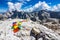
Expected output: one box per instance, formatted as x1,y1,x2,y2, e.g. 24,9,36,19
0,0,60,12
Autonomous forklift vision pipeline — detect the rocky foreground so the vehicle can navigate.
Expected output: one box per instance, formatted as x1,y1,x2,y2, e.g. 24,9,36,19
0,19,60,40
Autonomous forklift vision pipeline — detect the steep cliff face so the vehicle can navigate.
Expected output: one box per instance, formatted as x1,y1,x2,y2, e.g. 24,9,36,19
0,10,60,21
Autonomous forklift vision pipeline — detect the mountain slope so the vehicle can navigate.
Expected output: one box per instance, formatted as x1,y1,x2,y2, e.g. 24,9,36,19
0,19,60,40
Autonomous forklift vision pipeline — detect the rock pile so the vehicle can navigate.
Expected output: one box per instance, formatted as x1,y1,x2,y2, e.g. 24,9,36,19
0,19,60,40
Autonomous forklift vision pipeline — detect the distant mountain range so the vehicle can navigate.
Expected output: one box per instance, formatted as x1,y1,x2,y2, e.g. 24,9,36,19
0,10,60,20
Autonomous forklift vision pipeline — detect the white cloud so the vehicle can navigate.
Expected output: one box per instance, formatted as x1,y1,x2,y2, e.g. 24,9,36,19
41,1,51,10
52,4,60,11
8,1,51,12
24,1,51,12
34,1,41,8
25,1,60,12
15,3,23,11
8,0,29,12
8,2,23,12
24,1,60,12
8,1,60,12
8,2,15,12
52,5,58,11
